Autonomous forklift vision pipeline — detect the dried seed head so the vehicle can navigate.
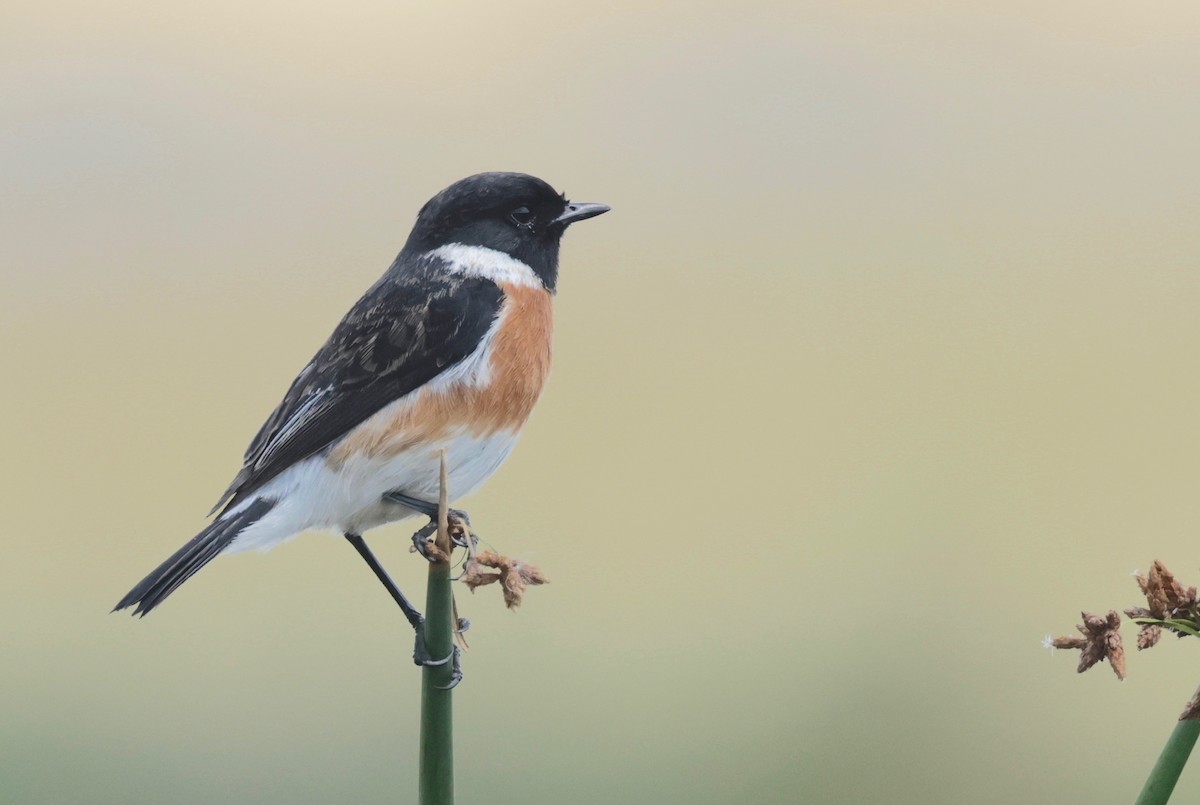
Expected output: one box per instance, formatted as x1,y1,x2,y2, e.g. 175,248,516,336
456,549,547,609
1145,561,1191,618
1137,624,1163,651
1054,610,1125,679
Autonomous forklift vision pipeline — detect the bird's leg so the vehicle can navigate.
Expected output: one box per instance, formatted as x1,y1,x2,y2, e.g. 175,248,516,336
343,533,456,672
382,490,443,519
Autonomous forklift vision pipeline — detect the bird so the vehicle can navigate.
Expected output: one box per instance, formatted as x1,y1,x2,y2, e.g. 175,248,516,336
114,172,609,675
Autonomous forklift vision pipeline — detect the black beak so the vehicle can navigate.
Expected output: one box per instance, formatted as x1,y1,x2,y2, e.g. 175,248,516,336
553,201,611,226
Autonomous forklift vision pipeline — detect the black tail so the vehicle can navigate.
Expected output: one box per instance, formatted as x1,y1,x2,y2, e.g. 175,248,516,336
113,497,276,616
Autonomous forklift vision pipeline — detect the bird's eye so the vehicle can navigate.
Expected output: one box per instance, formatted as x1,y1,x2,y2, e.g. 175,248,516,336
510,206,535,228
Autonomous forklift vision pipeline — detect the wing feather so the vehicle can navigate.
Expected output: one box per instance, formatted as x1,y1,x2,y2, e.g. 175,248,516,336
211,253,504,514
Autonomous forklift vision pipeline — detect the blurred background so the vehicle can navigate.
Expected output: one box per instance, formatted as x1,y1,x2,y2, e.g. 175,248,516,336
3,1,1200,802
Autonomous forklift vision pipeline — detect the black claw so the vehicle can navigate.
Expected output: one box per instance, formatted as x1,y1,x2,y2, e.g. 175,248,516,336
450,522,478,552
436,646,463,690
410,519,476,560
410,522,439,561
413,628,459,688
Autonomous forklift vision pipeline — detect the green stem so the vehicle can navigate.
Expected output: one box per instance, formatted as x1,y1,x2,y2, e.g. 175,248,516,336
419,455,454,805
1134,689,1200,805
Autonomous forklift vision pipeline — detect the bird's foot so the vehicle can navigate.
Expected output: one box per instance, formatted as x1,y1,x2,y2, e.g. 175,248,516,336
386,491,476,561
410,522,444,562
412,623,463,689
410,520,476,562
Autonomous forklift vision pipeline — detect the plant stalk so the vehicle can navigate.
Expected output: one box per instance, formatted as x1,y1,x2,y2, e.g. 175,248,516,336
1134,686,1200,805
419,453,454,804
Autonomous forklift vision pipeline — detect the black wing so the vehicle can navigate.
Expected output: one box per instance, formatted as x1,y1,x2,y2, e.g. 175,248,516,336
211,254,504,514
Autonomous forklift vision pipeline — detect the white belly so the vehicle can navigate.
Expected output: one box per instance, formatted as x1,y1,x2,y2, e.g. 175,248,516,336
223,428,519,553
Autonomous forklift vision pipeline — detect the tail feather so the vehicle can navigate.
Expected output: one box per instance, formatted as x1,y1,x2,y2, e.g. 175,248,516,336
114,498,276,616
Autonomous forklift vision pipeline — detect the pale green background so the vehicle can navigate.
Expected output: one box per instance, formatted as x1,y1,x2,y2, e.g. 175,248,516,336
4,1,1200,802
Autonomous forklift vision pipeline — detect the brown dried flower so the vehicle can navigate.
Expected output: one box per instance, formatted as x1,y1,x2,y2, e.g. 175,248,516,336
1138,624,1163,651
459,549,548,610
1126,561,1200,644
1048,610,1125,680
1051,562,1200,684
1124,606,1163,650
1140,561,1195,619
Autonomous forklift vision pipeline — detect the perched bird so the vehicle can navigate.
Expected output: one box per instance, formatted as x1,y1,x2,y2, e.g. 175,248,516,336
115,172,609,672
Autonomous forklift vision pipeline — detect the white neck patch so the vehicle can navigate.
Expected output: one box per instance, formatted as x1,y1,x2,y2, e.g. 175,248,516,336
430,243,542,289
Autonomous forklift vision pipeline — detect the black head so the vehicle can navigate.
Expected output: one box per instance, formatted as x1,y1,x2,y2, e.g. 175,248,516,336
403,172,609,291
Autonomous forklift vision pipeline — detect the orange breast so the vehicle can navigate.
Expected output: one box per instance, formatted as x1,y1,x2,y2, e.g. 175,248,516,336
327,281,553,465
